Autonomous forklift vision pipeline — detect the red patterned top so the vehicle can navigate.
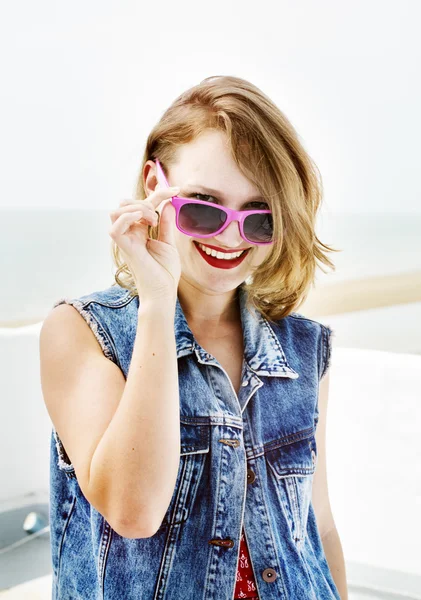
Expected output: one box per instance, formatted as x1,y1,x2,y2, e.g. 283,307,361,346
234,528,259,599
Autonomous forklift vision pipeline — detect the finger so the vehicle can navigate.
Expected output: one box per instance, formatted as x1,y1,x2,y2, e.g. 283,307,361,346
109,210,157,238
119,188,178,211
116,187,180,223
157,198,177,246
145,186,181,211
110,203,157,224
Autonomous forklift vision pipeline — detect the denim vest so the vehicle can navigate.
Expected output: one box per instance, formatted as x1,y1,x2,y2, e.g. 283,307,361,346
49,283,340,600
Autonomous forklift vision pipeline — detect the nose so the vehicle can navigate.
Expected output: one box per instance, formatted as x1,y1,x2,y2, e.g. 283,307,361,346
213,219,244,247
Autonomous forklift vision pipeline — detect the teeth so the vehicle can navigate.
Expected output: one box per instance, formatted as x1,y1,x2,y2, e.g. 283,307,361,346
198,243,245,260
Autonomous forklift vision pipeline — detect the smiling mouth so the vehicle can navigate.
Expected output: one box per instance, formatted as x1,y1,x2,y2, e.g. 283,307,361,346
193,241,251,269
193,241,250,257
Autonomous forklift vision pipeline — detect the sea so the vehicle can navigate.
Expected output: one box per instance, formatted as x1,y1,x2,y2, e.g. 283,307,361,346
1,209,420,354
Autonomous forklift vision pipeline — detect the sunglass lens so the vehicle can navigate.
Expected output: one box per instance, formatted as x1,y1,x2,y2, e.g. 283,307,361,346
244,213,273,243
179,203,227,235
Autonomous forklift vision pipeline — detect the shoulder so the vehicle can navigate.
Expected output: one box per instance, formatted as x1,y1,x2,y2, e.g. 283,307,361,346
49,285,139,367
52,284,137,310
288,311,332,333
273,310,333,341
274,311,334,382
287,312,334,344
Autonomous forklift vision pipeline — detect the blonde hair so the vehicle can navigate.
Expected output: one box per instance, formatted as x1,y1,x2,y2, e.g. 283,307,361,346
112,75,339,323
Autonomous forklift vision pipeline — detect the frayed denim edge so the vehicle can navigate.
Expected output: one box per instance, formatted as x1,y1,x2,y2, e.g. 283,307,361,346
53,427,74,470
52,297,114,361
320,324,335,381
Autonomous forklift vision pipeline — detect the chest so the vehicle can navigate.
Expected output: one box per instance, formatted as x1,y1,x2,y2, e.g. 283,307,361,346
193,326,244,397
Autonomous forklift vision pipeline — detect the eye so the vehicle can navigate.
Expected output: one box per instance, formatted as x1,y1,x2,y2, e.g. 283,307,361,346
248,202,269,210
187,193,269,210
190,193,216,202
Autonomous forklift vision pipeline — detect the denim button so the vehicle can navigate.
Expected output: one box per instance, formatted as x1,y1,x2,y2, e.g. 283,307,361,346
208,538,234,548
247,469,256,484
219,438,240,448
262,568,277,582
241,380,249,386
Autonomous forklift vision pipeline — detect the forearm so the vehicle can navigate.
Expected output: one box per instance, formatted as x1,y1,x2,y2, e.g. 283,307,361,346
321,526,349,600
89,300,180,535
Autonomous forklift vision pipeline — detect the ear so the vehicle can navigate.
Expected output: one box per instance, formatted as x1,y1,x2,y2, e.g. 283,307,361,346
143,160,160,198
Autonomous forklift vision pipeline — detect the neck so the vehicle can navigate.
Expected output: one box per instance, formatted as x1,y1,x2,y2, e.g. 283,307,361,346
177,277,241,329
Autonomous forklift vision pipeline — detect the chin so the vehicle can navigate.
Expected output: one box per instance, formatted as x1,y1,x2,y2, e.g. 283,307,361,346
195,273,246,292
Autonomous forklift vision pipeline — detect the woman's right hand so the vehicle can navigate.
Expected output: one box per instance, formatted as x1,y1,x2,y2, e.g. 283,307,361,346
109,185,182,304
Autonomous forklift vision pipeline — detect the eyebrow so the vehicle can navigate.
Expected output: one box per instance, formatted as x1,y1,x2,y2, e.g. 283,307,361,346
182,184,267,204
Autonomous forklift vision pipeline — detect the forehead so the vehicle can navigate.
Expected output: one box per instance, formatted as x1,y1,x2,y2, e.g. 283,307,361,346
172,135,261,199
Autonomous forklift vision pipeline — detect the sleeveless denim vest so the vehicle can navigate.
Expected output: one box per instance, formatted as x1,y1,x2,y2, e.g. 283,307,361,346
49,283,340,600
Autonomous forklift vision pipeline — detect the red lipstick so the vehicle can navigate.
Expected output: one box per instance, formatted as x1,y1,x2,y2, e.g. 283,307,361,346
194,241,250,270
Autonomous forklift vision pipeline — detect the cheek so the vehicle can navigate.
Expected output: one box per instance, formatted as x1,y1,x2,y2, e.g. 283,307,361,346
250,246,271,265
174,233,192,260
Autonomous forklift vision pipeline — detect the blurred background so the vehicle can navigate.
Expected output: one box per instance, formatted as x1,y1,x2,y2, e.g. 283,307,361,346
0,0,420,598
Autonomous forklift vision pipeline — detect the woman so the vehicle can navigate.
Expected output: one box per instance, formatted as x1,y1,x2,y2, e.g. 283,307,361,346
40,75,347,599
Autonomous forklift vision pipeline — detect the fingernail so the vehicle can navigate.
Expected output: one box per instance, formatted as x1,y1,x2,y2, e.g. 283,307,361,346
170,186,180,193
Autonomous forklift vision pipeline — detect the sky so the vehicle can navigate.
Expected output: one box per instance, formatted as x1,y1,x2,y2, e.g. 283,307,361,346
0,0,420,213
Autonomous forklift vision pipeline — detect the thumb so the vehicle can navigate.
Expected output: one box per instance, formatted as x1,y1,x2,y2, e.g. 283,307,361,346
157,199,178,247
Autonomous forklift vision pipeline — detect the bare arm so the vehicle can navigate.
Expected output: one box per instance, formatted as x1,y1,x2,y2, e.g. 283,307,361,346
40,299,180,540
312,371,349,598
88,300,180,537
321,527,349,600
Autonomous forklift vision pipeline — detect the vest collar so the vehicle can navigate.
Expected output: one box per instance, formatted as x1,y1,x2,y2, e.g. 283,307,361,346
174,284,299,379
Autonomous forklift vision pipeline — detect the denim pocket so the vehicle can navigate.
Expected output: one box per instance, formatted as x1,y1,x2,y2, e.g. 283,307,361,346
159,419,210,527
265,431,317,549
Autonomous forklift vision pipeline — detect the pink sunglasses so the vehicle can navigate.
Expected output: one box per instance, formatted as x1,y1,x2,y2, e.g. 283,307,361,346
155,159,274,246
